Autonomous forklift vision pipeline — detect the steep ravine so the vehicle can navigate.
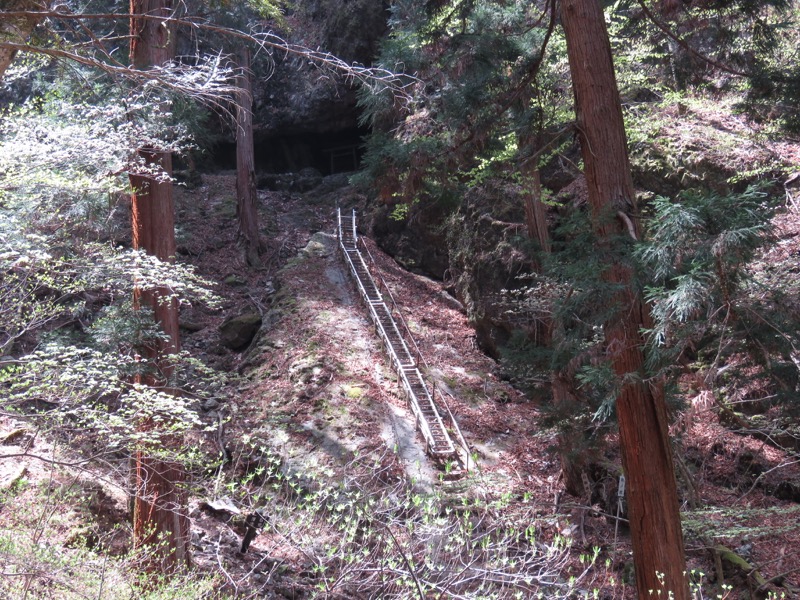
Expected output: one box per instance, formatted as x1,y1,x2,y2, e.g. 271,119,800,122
177,173,582,593
189,171,800,597
3,171,799,598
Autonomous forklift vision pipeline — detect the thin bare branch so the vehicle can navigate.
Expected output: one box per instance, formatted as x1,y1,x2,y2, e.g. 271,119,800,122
0,41,238,108
0,7,419,101
635,0,751,78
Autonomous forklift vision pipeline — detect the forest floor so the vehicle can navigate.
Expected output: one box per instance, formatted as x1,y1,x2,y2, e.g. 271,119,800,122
176,171,800,598
2,168,800,599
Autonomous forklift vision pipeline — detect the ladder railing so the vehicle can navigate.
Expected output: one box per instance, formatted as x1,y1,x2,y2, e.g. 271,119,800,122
338,208,466,460
358,236,473,470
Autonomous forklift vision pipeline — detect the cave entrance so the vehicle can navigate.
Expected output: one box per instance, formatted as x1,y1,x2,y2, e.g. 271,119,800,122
211,127,368,175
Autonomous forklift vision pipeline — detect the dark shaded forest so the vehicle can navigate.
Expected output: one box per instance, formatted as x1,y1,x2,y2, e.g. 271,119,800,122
1,1,799,598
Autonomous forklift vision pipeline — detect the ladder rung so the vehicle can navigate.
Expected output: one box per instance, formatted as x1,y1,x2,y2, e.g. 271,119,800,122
339,210,461,465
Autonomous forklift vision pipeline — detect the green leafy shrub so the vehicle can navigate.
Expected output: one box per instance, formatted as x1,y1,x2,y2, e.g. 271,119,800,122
220,441,599,598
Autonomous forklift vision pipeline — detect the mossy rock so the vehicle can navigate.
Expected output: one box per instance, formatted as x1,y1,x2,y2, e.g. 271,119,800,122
716,544,769,594
219,313,263,351
300,232,335,258
224,274,246,286
342,384,365,399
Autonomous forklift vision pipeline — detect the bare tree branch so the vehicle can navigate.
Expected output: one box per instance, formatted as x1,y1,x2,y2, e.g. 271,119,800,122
635,0,751,78
0,41,238,106
0,7,419,102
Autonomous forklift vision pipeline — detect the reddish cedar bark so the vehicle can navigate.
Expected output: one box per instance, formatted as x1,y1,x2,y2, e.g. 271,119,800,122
523,165,551,254
560,0,689,597
129,0,190,573
235,46,262,267
519,128,550,253
130,0,176,69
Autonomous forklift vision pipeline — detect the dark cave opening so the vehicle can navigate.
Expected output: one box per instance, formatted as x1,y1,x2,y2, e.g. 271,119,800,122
210,127,369,175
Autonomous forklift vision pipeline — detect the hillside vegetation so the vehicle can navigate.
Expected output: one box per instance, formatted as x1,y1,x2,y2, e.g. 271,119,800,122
2,1,800,598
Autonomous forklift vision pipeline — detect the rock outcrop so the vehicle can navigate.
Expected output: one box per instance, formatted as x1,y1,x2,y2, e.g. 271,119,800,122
219,313,263,351
367,180,533,359
252,0,390,138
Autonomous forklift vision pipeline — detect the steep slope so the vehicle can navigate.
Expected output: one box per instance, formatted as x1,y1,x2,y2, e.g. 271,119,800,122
174,174,611,597
180,173,800,598
3,171,800,599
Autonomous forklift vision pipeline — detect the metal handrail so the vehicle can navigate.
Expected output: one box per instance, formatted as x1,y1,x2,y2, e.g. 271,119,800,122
358,237,424,365
397,368,439,453
438,387,473,470
337,209,461,459
354,221,472,465
405,369,454,454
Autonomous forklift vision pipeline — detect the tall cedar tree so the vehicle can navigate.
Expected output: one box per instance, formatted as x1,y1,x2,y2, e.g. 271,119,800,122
560,0,689,597
129,0,191,573
235,46,262,267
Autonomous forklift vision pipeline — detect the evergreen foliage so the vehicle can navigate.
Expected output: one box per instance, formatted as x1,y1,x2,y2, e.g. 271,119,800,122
499,181,800,435
739,3,800,132
355,0,559,211
639,185,800,409
606,0,800,131
2,0,799,593
499,208,636,425
639,185,775,359
357,4,799,496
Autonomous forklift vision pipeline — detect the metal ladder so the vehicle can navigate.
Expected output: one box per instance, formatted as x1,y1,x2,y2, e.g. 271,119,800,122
337,209,457,457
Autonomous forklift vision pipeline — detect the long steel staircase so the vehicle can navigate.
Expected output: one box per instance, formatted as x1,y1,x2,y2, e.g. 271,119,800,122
338,209,471,466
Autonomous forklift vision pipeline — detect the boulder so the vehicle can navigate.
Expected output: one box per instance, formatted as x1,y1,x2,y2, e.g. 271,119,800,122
219,313,263,351
301,232,335,258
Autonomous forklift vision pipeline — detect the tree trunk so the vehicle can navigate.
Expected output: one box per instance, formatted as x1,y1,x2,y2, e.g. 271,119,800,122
522,163,551,254
235,46,262,267
560,0,689,597
130,0,176,69
129,0,190,574
0,1,44,79
519,134,593,494
519,134,592,493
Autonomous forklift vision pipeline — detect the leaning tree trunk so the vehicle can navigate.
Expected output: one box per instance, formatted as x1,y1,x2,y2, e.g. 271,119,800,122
521,160,550,254
235,46,262,267
560,0,689,597
0,0,44,79
129,0,190,574
519,131,591,493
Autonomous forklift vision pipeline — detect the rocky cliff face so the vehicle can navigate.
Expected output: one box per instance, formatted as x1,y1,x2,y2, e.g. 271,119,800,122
366,182,534,360
252,0,390,138
444,183,533,359
366,201,452,281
